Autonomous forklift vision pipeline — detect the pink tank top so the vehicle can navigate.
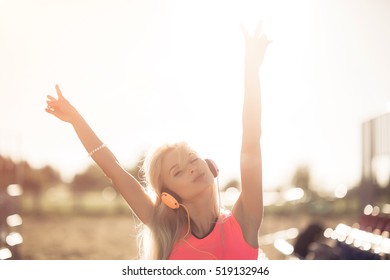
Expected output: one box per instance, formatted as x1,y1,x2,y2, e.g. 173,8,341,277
168,212,258,260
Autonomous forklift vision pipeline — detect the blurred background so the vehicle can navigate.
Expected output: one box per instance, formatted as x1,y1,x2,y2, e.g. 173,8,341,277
1,0,389,260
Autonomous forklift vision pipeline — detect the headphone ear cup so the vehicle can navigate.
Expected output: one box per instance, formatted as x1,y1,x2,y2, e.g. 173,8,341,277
161,192,180,209
205,159,219,178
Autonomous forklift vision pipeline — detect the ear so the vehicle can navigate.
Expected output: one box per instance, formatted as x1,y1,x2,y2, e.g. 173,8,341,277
205,159,219,178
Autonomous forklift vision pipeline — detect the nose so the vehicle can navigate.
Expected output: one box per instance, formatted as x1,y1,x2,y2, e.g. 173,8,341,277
189,164,196,174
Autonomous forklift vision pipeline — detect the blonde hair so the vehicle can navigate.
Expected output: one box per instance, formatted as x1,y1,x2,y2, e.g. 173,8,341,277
138,141,194,259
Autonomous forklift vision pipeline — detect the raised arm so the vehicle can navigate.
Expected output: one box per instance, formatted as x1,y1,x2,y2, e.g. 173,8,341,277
232,22,271,247
45,85,154,224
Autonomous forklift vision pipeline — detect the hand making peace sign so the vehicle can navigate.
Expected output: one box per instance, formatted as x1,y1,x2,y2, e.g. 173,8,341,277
241,21,271,71
45,85,78,123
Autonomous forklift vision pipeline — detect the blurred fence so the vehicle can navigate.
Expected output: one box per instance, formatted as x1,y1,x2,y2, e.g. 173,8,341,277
264,203,390,260
0,184,23,260
319,204,390,260
0,130,24,259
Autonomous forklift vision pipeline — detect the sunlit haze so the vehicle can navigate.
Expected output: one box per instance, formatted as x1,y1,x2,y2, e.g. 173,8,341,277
1,0,389,193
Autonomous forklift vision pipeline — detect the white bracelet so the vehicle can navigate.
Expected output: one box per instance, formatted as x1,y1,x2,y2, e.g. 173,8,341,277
88,143,106,157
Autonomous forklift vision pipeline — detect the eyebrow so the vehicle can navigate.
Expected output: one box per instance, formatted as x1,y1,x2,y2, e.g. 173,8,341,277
168,151,198,175
169,164,179,175
188,152,199,159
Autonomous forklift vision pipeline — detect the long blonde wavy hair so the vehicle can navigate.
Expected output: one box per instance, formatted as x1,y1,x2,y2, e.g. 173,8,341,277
138,141,200,259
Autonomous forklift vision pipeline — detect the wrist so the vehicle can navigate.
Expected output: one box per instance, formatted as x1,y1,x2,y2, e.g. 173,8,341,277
245,65,260,76
69,108,83,125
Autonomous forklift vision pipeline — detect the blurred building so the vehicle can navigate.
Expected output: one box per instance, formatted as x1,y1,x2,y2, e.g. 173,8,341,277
361,112,390,209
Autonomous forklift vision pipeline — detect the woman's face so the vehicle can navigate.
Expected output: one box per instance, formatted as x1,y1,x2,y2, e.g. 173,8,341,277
161,148,215,203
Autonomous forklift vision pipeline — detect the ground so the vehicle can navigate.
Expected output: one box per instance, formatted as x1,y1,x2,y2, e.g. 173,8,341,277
17,212,356,260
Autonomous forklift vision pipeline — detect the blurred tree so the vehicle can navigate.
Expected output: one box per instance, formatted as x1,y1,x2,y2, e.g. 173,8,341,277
70,154,145,213
40,165,61,184
221,178,240,192
289,165,314,215
1,155,62,214
0,155,16,190
125,156,145,187
71,155,145,192
71,164,111,212
21,162,62,214
291,165,311,191
72,164,111,192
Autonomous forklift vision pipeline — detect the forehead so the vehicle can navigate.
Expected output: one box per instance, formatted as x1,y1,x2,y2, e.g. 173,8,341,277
162,146,197,171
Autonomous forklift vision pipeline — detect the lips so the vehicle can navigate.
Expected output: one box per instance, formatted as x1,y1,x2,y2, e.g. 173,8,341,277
193,173,205,182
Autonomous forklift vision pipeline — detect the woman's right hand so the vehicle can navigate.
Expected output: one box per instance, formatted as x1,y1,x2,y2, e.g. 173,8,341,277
241,21,271,72
45,84,79,123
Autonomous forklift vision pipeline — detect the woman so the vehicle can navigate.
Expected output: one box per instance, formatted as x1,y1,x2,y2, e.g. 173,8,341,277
45,23,270,259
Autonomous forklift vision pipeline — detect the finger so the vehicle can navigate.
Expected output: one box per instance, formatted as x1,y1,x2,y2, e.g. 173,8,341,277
45,108,60,120
254,21,263,37
45,106,59,115
55,84,64,100
46,95,57,102
45,107,54,114
46,100,57,107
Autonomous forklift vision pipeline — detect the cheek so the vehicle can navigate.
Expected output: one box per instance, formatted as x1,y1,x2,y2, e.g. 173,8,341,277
161,176,173,192
203,164,214,179
163,177,184,193
206,173,215,185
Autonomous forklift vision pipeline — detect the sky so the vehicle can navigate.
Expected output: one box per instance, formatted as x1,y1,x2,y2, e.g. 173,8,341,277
0,0,389,193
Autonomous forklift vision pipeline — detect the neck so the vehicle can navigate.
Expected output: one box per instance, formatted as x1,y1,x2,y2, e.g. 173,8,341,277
183,185,219,238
